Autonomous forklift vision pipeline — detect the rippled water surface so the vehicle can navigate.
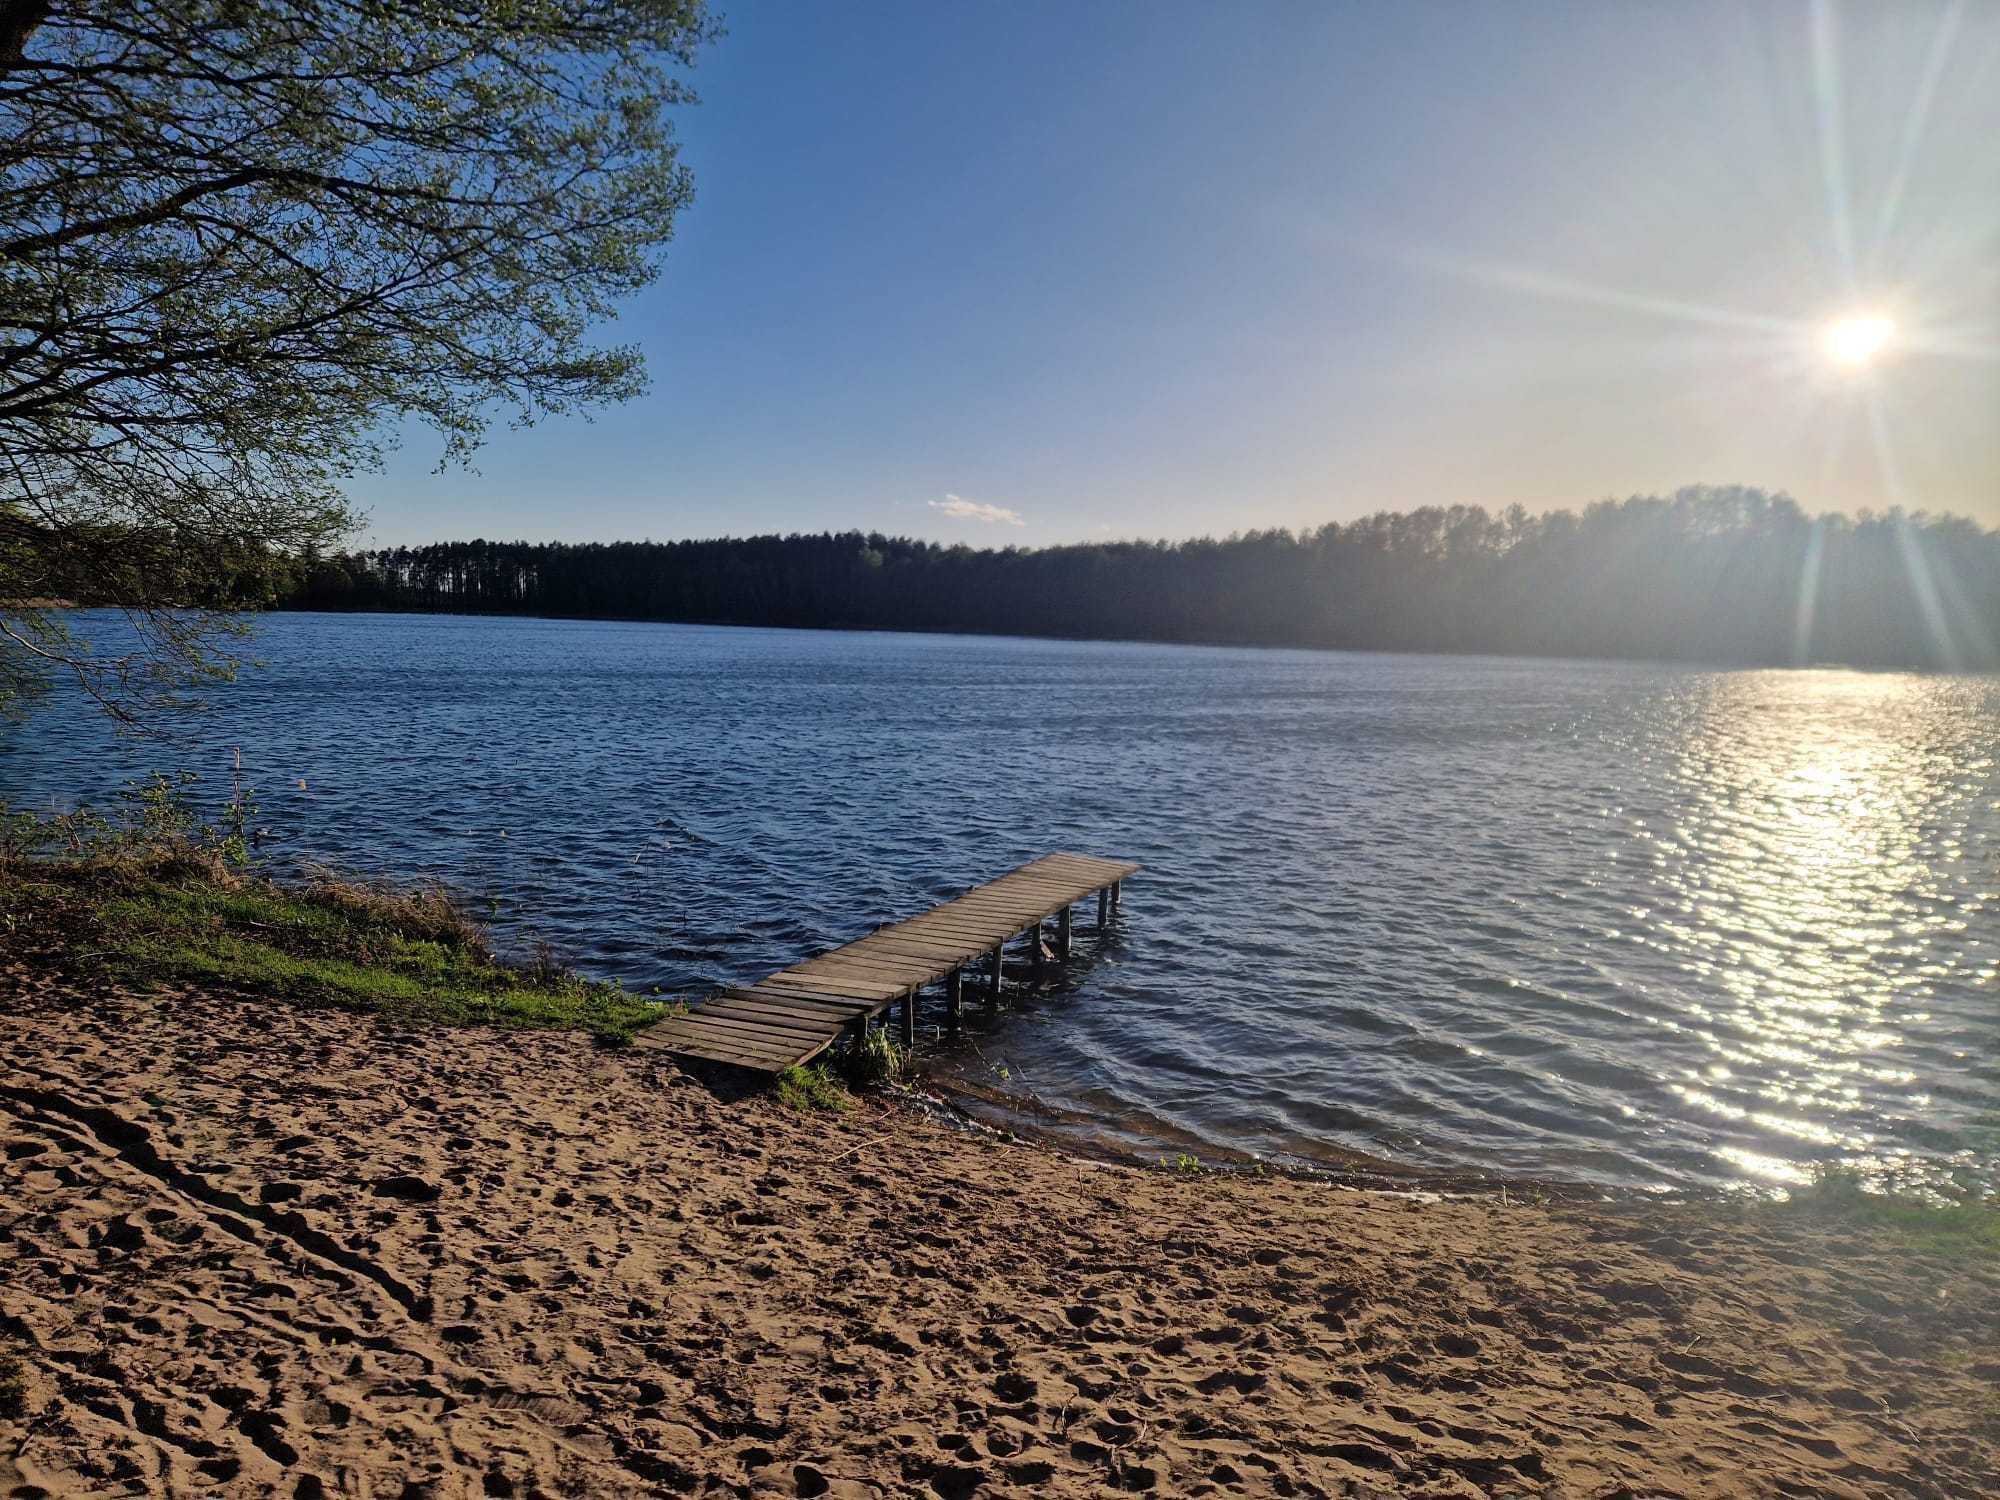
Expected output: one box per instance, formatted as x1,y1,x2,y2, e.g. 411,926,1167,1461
8,613,1997,1194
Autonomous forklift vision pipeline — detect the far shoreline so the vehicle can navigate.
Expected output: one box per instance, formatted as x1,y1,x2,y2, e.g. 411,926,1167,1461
260,602,1968,678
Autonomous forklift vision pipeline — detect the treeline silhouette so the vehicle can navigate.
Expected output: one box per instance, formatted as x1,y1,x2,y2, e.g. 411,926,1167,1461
282,487,2000,670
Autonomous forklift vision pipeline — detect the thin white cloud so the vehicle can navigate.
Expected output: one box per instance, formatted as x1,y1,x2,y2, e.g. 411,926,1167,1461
928,494,1024,526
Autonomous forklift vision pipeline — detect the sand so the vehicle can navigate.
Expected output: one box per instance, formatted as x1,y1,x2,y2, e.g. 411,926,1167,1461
2,969,1995,1498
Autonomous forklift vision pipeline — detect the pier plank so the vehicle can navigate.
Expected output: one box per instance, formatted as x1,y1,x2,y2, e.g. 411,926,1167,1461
843,940,981,966
788,958,936,986
697,1000,845,1034
756,972,905,1000
729,984,879,1013
680,1011,833,1047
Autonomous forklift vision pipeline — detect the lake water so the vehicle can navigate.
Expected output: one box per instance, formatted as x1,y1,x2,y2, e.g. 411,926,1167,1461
7,612,1996,1197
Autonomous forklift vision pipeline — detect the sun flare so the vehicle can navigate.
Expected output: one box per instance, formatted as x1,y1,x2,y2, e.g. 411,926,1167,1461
1821,313,1896,369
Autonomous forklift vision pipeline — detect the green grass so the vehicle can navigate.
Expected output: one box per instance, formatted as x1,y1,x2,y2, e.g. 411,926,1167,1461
4,862,668,1045
840,1025,911,1087
773,1063,852,1113
1780,1168,2000,1260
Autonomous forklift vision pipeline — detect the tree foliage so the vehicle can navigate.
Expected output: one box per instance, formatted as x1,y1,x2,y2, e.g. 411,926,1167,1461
0,0,713,720
285,488,2000,672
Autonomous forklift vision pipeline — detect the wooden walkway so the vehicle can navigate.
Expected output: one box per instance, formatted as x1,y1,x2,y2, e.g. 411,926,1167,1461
636,853,1138,1072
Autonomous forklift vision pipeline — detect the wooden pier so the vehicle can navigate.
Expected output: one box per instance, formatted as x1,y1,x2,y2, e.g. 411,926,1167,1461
636,852,1137,1072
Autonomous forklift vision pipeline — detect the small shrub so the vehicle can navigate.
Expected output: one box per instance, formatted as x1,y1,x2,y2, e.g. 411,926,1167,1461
119,769,200,846
526,939,566,988
0,768,256,877
216,749,257,866
841,1025,911,1088
774,1063,851,1114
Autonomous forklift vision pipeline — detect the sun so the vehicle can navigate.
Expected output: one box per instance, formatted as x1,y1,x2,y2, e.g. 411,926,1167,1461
1820,313,1896,370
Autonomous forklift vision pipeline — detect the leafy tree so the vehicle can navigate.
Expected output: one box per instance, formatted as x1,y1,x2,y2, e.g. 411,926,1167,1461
0,0,715,720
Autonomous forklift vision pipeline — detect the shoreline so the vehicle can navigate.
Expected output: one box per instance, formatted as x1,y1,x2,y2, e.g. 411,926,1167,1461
4,956,1996,1497
913,1074,1620,1207
261,602,1973,678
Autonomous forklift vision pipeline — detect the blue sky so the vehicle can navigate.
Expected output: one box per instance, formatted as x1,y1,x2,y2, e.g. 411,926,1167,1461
352,1,2000,547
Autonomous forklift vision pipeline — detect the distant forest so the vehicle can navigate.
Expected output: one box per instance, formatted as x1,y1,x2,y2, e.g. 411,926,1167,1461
282,487,2000,671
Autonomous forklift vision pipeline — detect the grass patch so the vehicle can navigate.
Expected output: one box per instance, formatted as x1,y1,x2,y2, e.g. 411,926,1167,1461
1780,1168,2000,1260
3,860,667,1045
839,1025,911,1088
773,1063,851,1114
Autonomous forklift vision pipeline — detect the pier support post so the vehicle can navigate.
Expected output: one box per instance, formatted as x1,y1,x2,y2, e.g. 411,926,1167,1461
1112,880,1122,914
900,989,916,1048
1031,919,1047,980
987,945,1004,1013
1097,887,1110,929
1057,905,1073,960
947,968,964,1032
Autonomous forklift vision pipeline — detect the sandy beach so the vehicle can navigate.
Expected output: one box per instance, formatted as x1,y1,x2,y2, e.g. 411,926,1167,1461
3,965,1995,1499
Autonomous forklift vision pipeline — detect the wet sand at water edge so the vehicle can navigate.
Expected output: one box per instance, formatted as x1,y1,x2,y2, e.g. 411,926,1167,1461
2,968,1996,1498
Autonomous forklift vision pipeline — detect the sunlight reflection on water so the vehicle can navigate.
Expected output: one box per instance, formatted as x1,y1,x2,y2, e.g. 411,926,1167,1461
1655,671,1994,1189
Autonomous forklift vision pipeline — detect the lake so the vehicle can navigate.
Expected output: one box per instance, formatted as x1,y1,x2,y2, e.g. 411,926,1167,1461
7,612,1996,1196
